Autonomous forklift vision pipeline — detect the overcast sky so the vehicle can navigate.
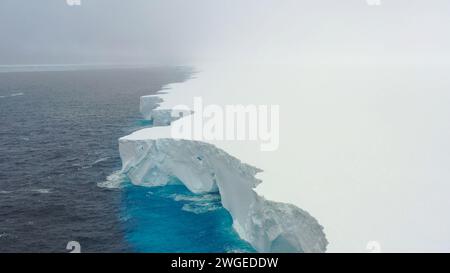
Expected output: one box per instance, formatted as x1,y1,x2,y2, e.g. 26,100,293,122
1,0,450,65
2,0,450,252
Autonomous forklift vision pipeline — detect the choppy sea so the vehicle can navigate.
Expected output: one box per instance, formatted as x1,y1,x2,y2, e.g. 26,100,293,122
0,67,254,252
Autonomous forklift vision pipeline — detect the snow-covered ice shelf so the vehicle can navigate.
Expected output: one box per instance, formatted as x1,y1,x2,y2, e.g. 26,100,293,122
118,64,329,253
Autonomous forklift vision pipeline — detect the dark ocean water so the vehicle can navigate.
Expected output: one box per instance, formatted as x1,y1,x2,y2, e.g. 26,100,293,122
0,67,254,253
0,67,189,252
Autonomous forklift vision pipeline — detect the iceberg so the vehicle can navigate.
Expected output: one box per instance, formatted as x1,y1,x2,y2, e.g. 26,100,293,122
119,136,327,252
113,1,450,252
139,95,163,120
139,94,191,126
118,70,329,252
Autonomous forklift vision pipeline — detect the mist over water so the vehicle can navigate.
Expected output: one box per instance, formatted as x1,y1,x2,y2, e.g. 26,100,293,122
3,1,450,66
1,0,450,252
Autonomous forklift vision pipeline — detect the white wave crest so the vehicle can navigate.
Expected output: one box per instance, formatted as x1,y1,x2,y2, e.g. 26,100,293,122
97,171,126,189
92,157,110,165
30,189,51,194
181,203,221,214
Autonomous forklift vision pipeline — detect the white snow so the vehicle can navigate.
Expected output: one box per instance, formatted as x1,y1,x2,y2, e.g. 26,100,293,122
119,62,450,252
112,0,450,253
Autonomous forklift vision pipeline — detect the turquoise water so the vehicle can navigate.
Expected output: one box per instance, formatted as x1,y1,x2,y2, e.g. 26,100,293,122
0,67,253,252
121,181,255,253
0,67,188,252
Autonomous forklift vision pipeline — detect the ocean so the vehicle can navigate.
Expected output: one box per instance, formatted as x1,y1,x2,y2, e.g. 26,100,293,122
0,67,253,253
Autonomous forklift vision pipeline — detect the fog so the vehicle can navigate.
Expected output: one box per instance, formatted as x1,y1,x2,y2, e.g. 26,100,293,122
2,0,450,252
1,0,450,65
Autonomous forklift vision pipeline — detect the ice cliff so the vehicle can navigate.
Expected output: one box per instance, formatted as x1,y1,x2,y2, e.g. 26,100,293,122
140,94,191,126
117,82,328,252
119,137,327,252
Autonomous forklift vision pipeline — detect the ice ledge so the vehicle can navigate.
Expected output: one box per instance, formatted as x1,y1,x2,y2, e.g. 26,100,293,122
139,94,191,126
118,136,328,252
